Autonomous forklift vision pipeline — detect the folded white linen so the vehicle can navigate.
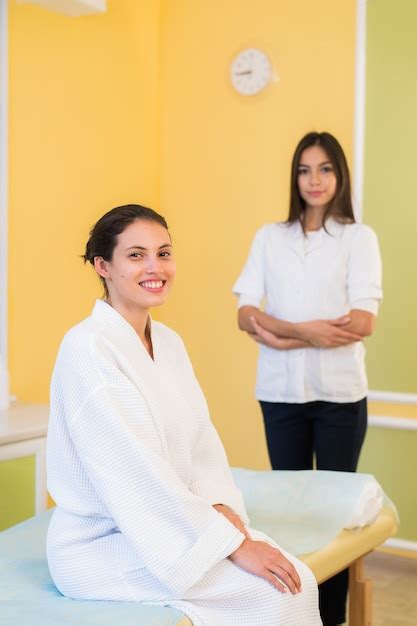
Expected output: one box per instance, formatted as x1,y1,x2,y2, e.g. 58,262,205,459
344,477,383,528
231,468,398,555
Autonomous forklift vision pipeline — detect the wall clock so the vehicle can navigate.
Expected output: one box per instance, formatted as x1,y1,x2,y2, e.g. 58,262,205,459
230,48,273,96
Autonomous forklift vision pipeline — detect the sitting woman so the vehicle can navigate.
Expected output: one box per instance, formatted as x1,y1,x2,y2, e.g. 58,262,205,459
46,204,322,626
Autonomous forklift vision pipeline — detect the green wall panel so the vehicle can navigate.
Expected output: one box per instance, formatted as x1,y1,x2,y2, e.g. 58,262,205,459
0,456,35,531
359,427,417,542
364,0,417,393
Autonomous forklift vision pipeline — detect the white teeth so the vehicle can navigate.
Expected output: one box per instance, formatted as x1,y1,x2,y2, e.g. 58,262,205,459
140,280,163,289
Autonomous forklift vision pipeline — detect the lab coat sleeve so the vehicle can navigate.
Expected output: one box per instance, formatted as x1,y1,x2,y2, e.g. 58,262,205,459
347,225,383,314
66,383,244,596
232,225,268,307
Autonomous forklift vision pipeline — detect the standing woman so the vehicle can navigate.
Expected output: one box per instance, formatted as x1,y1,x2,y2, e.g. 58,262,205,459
233,132,382,626
47,205,322,626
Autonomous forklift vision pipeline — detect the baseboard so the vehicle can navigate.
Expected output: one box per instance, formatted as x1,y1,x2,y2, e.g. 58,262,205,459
369,415,417,431
369,390,417,405
379,537,417,559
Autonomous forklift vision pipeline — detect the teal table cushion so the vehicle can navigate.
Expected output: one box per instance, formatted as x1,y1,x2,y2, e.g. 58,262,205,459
0,510,186,626
0,469,396,626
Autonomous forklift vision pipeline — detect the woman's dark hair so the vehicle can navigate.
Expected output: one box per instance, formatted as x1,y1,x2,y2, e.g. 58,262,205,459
288,131,355,230
83,204,169,296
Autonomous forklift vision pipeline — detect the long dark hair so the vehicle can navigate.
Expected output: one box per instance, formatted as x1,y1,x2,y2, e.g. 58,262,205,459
83,204,169,296
288,132,355,230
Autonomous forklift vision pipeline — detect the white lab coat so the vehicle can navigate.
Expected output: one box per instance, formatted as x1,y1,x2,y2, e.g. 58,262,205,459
233,219,382,403
47,300,321,626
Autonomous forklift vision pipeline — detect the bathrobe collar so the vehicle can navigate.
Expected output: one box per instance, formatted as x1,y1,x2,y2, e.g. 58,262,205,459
92,298,156,362
90,298,175,459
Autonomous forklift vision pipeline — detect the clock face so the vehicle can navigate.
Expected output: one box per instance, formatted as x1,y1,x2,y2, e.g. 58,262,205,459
230,48,272,95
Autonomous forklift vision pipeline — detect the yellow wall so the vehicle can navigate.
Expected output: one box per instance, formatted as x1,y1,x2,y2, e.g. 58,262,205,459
8,1,417,542
157,0,357,468
8,0,160,402
9,0,357,468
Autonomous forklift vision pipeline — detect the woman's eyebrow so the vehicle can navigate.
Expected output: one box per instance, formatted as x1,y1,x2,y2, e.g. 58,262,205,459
125,243,173,251
298,161,332,168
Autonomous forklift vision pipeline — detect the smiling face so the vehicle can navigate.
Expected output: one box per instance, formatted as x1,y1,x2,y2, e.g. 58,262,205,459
94,218,175,315
297,145,337,213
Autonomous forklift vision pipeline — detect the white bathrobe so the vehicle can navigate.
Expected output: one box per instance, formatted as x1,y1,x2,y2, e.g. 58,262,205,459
47,300,321,626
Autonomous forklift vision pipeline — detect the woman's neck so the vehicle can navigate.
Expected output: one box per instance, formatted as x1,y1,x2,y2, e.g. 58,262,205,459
302,206,327,231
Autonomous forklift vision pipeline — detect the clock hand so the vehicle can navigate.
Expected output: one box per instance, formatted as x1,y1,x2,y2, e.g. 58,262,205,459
235,69,252,76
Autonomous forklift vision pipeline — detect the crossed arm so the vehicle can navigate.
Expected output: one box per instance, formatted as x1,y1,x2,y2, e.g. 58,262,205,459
238,305,376,350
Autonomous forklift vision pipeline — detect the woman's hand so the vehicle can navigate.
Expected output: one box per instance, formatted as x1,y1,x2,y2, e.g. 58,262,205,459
213,504,250,539
248,317,310,350
229,539,302,594
296,316,363,348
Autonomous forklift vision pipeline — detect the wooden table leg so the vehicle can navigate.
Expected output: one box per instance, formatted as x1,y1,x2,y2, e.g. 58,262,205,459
349,557,373,626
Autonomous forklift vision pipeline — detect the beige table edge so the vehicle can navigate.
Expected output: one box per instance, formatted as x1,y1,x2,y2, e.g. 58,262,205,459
300,506,398,583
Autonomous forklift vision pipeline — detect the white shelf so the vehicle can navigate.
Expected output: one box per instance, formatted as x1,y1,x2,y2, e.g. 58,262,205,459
0,403,49,445
16,0,106,17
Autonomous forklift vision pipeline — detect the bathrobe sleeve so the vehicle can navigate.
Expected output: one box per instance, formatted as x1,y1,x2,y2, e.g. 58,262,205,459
188,417,250,523
66,381,244,596
168,331,249,523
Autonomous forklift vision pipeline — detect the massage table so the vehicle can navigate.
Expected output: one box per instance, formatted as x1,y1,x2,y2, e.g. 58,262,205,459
0,474,397,626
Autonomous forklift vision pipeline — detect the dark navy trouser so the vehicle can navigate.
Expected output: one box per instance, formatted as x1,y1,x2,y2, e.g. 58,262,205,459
259,398,368,626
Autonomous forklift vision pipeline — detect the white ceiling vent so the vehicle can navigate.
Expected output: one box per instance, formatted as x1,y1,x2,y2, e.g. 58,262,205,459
17,0,106,17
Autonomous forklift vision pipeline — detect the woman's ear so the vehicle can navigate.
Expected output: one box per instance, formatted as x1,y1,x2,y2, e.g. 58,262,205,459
94,256,110,279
